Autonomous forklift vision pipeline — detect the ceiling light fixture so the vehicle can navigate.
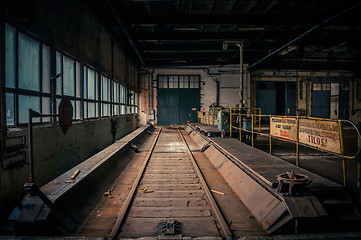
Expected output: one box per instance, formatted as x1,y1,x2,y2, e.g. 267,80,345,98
173,27,198,31
239,27,264,31
172,59,187,63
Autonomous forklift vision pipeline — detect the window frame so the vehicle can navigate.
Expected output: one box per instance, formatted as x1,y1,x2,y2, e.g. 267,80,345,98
55,50,82,121
3,22,139,128
4,23,52,126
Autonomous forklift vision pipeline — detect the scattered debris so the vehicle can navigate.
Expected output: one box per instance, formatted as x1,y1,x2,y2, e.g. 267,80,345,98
201,143,210,152
103,185,116,198
211,189,225,195
70,169,80,180
128,141,140,152
103,190,113,198
138,188,154,193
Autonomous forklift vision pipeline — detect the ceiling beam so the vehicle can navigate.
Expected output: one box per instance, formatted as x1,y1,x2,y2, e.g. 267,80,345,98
125,14,357,25
248,1,361,69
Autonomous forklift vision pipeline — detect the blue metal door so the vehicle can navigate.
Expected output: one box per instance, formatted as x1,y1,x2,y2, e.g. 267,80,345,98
257,82,276,122
311,83,330,118
285,82,296,115
157,75,200,125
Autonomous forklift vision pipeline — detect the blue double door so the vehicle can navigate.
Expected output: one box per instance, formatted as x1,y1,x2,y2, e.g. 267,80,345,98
311,83,349,119
157,75,201,125
256,82,296,117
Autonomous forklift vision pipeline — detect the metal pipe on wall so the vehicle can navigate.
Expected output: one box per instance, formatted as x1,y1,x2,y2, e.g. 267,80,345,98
238,43,244,106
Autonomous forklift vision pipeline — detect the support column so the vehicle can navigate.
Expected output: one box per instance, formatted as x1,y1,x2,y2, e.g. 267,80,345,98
238,43,244,107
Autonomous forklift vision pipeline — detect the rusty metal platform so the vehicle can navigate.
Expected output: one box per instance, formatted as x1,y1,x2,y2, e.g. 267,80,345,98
190,123,222,136
186,123,360,234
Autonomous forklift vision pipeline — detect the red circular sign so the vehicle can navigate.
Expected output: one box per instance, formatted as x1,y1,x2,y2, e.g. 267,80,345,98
58,97,73,134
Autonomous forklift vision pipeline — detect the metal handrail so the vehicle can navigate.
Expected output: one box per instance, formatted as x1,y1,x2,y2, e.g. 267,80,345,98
229,113,361,187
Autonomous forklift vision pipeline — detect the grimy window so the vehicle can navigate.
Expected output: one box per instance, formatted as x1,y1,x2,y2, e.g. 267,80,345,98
5,23,50,126
157,75,200,89
3,23,138,127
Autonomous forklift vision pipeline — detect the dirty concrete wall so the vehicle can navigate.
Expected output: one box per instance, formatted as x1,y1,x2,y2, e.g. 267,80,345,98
0,0,140,219
140,67,242,124
250,69,360,123
0,115,138,219
219,74,240,109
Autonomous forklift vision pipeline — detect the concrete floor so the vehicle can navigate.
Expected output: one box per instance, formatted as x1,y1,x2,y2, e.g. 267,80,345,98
252,134,361,207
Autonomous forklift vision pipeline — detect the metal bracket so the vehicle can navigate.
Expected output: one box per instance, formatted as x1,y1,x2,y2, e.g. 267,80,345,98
158,220,182,236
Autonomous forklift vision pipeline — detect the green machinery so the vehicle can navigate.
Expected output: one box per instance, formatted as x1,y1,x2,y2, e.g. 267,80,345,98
217,110,230,131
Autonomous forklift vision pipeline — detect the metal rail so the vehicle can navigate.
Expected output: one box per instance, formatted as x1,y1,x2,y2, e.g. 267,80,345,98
228,113,361,187
177,128,233,240
108,128,162,240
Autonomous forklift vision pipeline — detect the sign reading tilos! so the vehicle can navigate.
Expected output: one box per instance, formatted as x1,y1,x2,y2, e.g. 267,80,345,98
299,119,341,154
270,117,297,141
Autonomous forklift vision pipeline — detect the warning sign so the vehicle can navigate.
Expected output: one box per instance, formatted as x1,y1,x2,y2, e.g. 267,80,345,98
299,119,341,154
270,117,297,141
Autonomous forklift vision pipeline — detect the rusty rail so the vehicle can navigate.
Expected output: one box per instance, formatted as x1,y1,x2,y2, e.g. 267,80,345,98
108,128,162,240
177,128,233,240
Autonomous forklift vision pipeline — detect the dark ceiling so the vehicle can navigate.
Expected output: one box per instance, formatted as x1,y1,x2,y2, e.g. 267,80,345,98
88,0,361,71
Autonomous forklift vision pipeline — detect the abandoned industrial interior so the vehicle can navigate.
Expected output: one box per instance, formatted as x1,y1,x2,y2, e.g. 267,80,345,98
1,0,361,239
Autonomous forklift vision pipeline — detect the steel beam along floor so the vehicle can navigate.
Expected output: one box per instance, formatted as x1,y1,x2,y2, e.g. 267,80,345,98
120,128,221,237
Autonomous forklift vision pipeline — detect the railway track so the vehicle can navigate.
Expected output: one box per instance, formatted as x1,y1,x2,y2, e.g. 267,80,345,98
108,128,232,239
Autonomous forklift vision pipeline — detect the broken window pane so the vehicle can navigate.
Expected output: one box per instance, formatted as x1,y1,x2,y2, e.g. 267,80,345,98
18,33,40,91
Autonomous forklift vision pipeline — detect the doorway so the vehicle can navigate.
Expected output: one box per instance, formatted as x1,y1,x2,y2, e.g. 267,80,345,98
256,81,296,117
157,75,201,125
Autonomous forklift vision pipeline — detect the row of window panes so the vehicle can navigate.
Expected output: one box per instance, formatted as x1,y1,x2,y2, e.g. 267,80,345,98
313,83,331,91
4,23,138,126
5,23,51,125
158,75,200,89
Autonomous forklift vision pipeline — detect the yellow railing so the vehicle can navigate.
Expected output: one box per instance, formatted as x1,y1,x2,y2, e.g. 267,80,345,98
197,111,211,125
229,112,361,187
250,108,262,132
198,108,224,126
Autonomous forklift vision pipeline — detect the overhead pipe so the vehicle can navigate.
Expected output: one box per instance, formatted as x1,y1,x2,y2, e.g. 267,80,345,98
105,0,146,67
248,2,361,70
